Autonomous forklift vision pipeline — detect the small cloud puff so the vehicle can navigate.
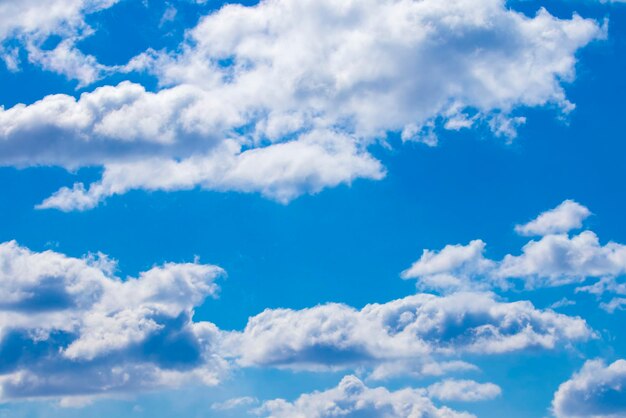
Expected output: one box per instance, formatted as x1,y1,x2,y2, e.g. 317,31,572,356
515,200,591,236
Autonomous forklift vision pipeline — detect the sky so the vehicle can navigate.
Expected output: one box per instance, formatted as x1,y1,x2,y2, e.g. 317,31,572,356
1,0,626,417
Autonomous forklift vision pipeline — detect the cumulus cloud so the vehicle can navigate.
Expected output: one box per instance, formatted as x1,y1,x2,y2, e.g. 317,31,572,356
0,240,227,401
402,200,626,293
226,291,592,374
427,379,501,402
515,200,592,236
401,240,497,292
0,0,604,210
258,375,474,418
553,359,626,418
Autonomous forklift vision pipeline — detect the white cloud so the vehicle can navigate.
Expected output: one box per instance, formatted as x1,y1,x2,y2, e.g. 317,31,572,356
35,130,385,211
599,297,626,313
258,375,474,418
515,200,591,236
402,200,626,293
0,0,119,83
0,0,603,210
551,298,577,309
497,231,626,287
553,359,626,418
0,239,597,404
427,379,501,402
211,396,258,411
401,240,498,292
0,240,227,401
226,291,592,374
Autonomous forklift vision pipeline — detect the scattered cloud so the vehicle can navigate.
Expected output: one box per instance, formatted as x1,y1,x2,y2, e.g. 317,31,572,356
402,200,626,294
515,200,591,236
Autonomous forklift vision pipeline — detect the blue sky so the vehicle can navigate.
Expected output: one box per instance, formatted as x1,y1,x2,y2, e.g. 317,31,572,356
1,0,626,417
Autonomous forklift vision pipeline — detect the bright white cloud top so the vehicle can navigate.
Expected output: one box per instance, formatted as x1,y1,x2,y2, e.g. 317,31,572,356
0,0,604,210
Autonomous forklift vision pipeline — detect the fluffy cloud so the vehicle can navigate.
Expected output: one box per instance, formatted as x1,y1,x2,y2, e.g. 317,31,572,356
514,199,591,236
552,359,626,418
0,0,603,210
0,0,119,84
401,240,497,292
0,240,227,401
227,291,592,374
258,375,474,418
402,200,626,293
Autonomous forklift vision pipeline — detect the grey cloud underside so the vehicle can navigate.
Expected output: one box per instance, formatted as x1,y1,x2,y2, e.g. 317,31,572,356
553,359,626,418
0,0,604,210
0,240,592,403
0,240,227,400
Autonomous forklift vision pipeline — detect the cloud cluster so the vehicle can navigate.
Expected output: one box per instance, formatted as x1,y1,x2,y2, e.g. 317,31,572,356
258,375,475,418
0,0,603,210
0,0,120,84
0,240,227,401
553,359,626,418
402,200,626,294
0,239,594,405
